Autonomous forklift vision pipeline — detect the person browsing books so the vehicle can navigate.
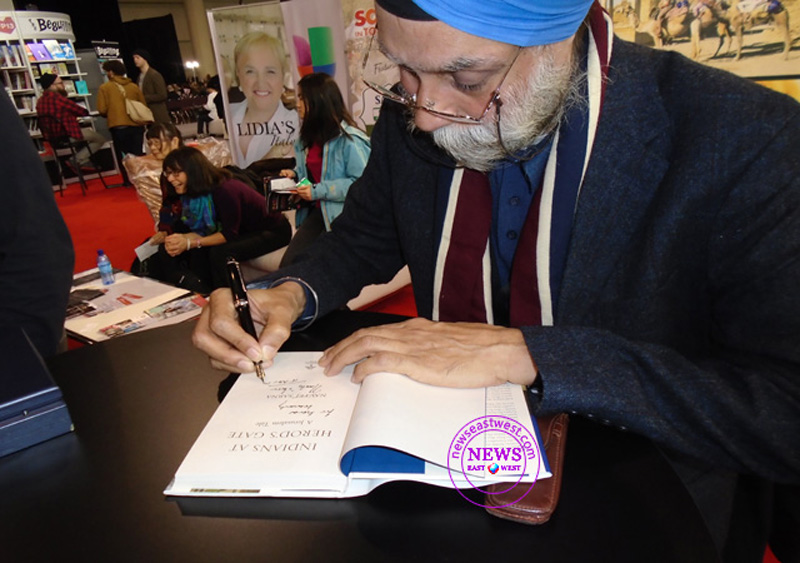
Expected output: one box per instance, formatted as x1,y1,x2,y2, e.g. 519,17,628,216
278,73,371,267
193,1,800,558
153,146,291,294
35,72,107,168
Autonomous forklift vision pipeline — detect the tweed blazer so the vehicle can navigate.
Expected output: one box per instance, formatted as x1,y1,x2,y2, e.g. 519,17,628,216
280,38,800,484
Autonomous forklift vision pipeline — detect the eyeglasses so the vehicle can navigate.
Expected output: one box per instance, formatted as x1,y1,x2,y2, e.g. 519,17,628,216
361,33,522,124
163,168,183,179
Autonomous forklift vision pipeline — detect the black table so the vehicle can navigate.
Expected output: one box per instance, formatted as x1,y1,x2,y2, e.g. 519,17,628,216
1,311,720,562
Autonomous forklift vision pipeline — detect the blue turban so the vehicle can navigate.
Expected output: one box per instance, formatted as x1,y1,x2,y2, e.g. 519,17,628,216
376,0,595,47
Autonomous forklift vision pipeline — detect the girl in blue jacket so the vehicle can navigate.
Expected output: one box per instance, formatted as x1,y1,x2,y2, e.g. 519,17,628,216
279,73,371,267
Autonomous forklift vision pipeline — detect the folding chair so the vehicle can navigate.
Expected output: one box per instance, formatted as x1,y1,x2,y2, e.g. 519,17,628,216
38,114,108,196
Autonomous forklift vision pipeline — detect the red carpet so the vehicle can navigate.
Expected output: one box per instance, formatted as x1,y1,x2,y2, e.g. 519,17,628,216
54,173,417,317
54,174,154,273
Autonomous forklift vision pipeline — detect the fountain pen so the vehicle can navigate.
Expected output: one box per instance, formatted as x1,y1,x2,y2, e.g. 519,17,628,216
226,257,266,382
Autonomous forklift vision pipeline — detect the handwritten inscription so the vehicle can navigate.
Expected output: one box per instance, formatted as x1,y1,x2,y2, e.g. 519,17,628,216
263,378,326,400
278,400,334,418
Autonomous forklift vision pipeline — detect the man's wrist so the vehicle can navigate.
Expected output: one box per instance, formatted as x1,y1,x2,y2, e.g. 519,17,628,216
267,276,318,331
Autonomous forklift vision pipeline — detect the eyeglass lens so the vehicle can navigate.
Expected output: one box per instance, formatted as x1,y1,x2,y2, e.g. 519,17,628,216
361,34,515,124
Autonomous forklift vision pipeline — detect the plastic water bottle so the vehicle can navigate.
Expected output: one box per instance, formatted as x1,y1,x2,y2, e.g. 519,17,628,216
97,249,115,285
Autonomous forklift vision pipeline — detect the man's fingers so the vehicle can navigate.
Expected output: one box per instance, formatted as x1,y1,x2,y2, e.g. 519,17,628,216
319,318,536,389
192,289,261,372
320,324,409,375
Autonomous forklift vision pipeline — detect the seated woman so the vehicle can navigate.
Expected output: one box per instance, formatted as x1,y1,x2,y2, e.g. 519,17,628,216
278,73,371,267
122,122,184,224
147,123,184,239
154,146,291,293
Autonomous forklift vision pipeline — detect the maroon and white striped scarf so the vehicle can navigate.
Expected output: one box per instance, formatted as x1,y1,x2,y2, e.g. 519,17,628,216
433,2,612,328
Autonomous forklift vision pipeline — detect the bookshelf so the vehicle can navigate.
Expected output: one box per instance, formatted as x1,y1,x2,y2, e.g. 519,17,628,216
0,11,91,147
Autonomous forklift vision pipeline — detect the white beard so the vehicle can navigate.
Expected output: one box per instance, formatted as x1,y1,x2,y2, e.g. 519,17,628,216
428,47,583,172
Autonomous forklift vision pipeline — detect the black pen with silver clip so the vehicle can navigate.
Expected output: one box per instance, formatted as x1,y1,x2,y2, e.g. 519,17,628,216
226,257,266,383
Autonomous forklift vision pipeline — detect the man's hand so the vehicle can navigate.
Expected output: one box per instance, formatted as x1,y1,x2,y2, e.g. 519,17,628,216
192,282,307,374
318,317,537,388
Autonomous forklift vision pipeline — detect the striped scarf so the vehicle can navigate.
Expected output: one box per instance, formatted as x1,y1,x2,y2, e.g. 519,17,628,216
433,2,612,328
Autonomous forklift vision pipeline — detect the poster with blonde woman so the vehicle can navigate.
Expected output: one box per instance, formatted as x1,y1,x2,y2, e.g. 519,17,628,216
208,2,299,168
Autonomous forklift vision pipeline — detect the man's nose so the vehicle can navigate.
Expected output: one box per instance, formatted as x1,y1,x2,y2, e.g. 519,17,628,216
411,81,456,132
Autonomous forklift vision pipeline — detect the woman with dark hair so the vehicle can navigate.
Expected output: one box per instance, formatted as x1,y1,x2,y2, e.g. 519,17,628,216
278,72,371,267
154,146,291,293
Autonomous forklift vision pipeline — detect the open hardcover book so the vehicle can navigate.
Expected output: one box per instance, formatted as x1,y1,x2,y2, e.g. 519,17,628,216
165,352,550,498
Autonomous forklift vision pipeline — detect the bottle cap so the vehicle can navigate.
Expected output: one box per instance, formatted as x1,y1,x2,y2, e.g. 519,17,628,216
97,249,105,256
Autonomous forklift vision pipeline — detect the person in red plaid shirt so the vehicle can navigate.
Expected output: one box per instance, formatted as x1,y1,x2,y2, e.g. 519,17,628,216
35,73,106,166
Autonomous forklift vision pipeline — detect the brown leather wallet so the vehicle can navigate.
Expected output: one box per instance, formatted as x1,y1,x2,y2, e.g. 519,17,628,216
484,413,569,524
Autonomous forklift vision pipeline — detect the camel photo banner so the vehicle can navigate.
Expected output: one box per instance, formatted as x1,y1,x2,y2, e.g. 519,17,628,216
604,0,798,80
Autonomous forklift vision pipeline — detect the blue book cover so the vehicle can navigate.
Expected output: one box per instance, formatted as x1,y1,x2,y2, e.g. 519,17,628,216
42,40,66,60
59,42,74,59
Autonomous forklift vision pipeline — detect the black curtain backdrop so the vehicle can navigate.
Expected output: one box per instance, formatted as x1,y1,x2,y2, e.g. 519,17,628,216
123,15,184,86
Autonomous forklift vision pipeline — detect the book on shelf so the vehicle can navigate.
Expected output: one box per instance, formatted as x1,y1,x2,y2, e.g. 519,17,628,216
8,71,32,91
2,44,21,67
62,79,75,94
6,44,21,67
0,328,74,458
24,43,35,63
13,44,24,66
42,39,66,60
60,42,74,59
38,62,58,75
164,351,550,498
75,79,88,95
18,95,33,112
28,42,51,61
56,62,68,75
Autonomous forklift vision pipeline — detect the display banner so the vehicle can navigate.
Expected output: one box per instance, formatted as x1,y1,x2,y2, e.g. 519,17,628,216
91,40,120,62
208,1,299,168
341,0,380,132
14,11,74,41
280,0,349,103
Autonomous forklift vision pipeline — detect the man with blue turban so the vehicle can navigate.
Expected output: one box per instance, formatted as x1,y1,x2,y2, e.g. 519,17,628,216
195,2,799,560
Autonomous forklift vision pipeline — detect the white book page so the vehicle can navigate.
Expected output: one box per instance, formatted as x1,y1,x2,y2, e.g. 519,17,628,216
343,373,544,480
269,177,297,192
166,353,360,496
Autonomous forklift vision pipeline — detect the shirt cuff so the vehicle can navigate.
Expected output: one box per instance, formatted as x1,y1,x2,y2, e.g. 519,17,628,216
263,276,319,331
525,374,544,413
